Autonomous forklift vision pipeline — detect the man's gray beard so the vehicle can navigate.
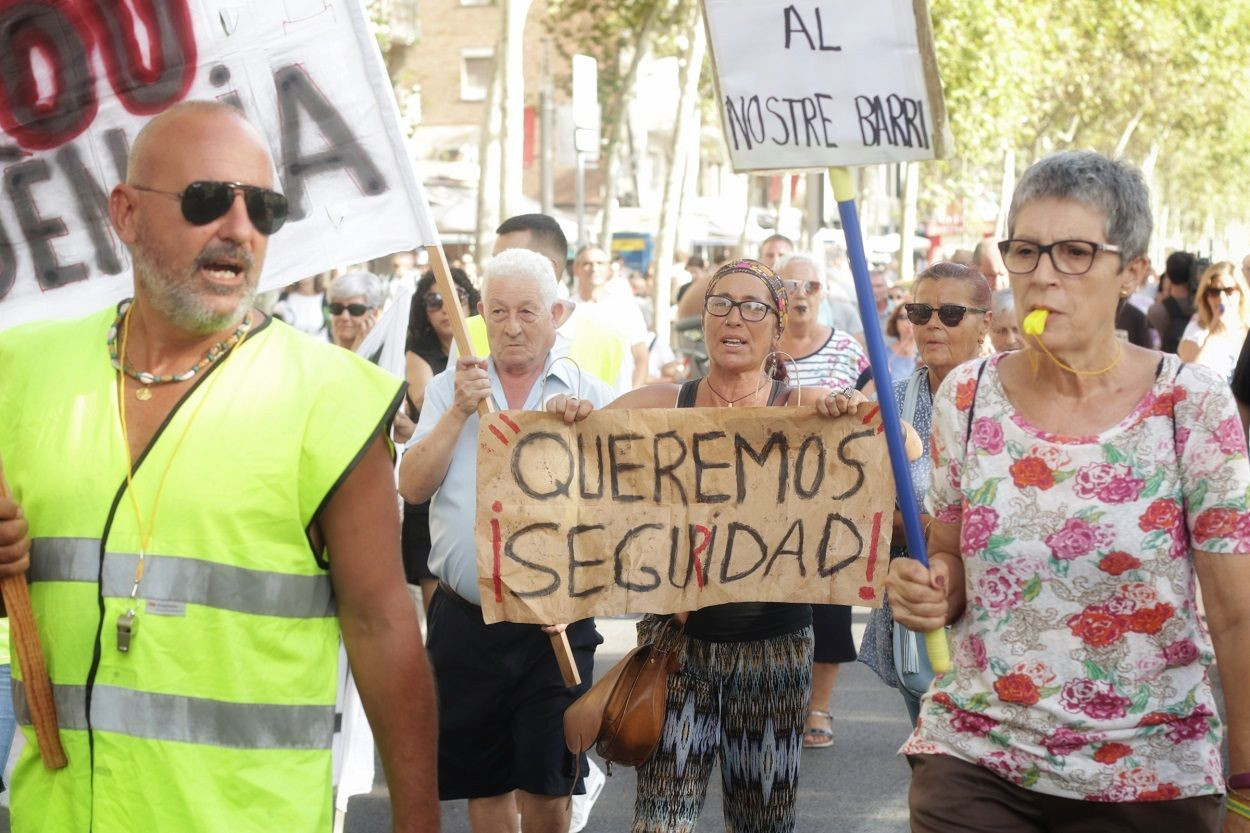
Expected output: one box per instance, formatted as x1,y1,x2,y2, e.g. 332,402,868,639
133,260,256,335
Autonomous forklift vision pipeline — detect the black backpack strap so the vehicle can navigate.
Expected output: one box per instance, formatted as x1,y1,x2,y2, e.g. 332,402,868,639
677,379,700,408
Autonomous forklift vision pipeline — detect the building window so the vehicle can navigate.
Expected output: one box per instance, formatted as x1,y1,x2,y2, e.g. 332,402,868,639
460,49,494,102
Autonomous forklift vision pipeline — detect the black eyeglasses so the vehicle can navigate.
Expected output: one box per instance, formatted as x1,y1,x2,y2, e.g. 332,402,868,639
423,290,468,310
903,303,989,327
1206,286,1239,296
997,239,1122,276
328,302,371,317
131,180,289,235
705,294,776,322
781,279,822,295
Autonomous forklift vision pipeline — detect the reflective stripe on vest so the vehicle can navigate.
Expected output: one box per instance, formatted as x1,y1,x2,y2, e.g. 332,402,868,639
13,680,334,749
29,537,335,619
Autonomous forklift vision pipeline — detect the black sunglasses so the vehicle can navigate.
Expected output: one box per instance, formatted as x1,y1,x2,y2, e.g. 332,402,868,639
423,290,468,311
328,302,371,317
903,302,989,327
1206,286,1239,296
131,180,289,235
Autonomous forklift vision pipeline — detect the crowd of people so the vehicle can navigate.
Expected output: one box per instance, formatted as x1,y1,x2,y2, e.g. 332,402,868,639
1,98,1249,833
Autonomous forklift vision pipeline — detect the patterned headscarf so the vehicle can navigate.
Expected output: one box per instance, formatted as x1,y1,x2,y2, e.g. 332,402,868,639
705,259,789,336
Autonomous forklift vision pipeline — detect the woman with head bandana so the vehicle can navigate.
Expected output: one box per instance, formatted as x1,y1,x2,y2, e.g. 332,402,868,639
549,259,920,832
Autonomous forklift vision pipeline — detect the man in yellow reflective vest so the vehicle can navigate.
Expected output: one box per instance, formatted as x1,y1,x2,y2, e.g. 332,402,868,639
0,101,438,832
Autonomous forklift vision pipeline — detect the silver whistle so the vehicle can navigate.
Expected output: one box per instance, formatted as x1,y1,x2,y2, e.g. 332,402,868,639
117,610,137,653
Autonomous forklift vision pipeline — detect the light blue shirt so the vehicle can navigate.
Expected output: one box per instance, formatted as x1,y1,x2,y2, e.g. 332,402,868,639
407,354,615,603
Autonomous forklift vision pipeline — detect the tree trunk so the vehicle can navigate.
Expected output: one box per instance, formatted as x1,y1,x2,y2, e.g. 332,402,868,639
652,0,705,350
498,0,533,221
899,162,918,285
599,1,667,252
474,63,502,261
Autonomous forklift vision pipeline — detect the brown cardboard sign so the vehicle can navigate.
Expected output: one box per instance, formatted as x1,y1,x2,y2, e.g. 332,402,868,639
475,405,894,624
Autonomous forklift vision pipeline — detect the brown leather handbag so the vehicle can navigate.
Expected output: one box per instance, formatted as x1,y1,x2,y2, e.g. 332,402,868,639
563,620,682,770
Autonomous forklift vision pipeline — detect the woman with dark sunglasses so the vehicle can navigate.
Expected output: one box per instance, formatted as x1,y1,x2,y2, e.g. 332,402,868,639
326,271,384,352
1179,261,1250,383
402,267,479,611
889,151,1250,833
859,262,990,725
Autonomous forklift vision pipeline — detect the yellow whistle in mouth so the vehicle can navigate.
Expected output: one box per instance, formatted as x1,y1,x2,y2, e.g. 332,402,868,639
1022,309,1049,336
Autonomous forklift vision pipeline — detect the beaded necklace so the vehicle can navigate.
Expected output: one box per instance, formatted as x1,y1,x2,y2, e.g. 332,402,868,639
107,300,252,400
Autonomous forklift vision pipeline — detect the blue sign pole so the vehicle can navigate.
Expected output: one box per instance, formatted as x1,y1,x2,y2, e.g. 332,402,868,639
829,167,949,672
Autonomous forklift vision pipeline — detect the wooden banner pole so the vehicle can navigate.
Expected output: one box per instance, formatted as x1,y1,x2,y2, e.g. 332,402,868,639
0,457,67,768
424,245,581,688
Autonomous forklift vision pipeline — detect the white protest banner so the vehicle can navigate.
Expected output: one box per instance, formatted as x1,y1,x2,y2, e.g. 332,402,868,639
701,0,949,172
474,405,894,625
0,0,437,331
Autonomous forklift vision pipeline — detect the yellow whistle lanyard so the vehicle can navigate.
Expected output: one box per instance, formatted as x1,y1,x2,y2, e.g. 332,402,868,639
115,303,248,605
1025,335,1123,377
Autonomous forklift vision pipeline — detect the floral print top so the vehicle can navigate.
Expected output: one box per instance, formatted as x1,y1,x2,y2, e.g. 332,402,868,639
901,351,1250,802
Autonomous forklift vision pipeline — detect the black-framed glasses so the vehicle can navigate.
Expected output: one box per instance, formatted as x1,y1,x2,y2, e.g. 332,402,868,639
997,239,1122,276
1206,286,1239,297
328,302,371,317
782,279,822,296
423,290,468,311
131,180,289,235
903,302,988,327
705,294,776,322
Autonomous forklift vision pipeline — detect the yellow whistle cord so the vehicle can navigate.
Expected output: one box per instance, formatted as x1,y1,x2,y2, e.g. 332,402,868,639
1020,308,1123,377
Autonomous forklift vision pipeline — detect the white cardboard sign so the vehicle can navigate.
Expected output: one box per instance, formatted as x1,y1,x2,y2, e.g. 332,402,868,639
0,0,437,331
702,0,950,173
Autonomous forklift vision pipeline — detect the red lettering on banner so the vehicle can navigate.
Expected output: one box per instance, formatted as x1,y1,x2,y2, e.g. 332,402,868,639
0,0,196,151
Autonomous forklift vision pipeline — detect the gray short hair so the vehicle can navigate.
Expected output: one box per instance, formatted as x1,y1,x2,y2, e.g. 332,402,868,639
991,288,1015,317
327,271,384,308
482,248,557,308
776,254,824,285
1008,150,1152,263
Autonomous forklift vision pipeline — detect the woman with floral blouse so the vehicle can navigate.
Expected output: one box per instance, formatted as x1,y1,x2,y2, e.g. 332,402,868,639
888,150,1250,833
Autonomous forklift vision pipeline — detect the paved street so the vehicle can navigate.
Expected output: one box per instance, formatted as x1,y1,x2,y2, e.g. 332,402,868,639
344,610,916,833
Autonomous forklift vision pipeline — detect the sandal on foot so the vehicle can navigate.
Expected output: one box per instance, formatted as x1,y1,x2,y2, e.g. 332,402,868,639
803,709,834,749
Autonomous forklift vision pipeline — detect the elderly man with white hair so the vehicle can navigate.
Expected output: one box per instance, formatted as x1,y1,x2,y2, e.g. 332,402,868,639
399,248,614,833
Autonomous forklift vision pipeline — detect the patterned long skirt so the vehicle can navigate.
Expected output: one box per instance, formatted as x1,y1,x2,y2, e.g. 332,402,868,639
631,625,815,833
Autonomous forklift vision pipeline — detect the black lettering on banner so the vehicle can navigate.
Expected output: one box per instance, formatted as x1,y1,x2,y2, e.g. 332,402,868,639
614,524,662,592
5,160,88,290
0,215,15,300
816,512,861,577
505,523,560,597
827,428,871,499
566,524,606,599
652,431,689,505
209,64,244,111
782,5,815,50
765,97,791,146
577,434,605,499
91,0,197,113
608,433,644,502
764,518,806,577
103,128,130,182
800,96,819,146
723,95,765,151
734,431,789,503
669,524,715,589
274,65,388,222
720,522,768,583
793,434,826,498
855,94,930,150
814,93,838,147
511,431,573,499
693,431,730,504
55,143,123,275
0,5,96,150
